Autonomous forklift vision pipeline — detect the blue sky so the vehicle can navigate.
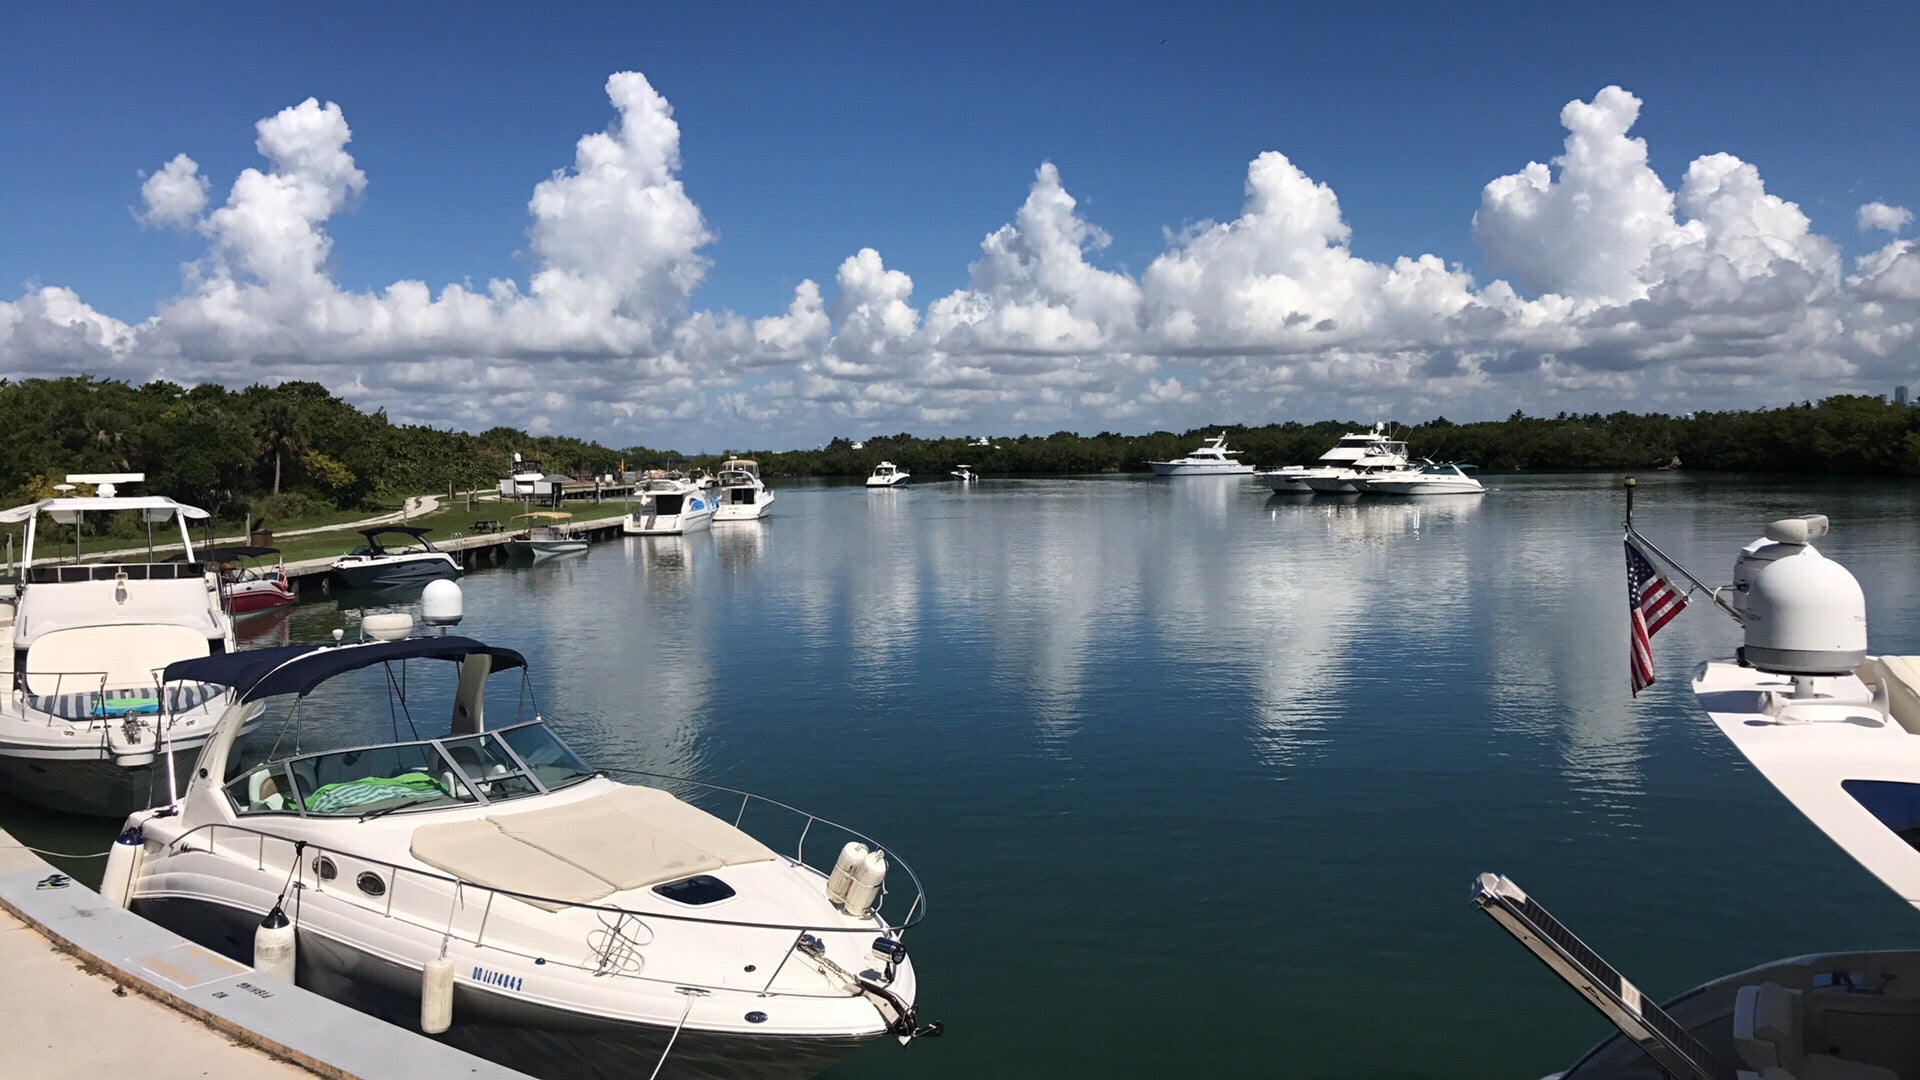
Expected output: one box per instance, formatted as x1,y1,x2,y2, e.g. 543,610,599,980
4,3,1918,448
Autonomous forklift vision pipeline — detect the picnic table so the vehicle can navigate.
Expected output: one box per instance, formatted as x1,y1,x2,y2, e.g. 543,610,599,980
471,519,503,534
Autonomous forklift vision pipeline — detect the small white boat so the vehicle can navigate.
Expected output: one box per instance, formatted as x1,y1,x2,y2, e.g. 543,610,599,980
622,474,715,535
1354,462,1484,495
330,527,462,590
950,465,978,483
1146,434,1255,477
508,512,588,558
866,462,910,488
0,474,240,817
713,459,776,522
1258,424,1394,492
109,611,936,1079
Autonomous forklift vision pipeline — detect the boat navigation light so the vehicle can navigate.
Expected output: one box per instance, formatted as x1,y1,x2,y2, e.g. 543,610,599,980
421,579,464,630
1740,515,1867,679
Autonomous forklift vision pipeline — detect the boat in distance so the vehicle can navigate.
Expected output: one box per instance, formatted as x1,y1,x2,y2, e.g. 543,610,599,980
714,459,776,522
109,607,938,1079
1259,424,1395,491
866,462,910,488
1355,462,1485,495
330,527,462,590
623,474,716,535
1479,513,1920,1080
508,513,588,558
1146,433,1255,476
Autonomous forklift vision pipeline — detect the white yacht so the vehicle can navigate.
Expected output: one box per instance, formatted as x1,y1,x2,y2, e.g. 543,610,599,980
866,462,909,488
508,513,588,558
108,610,934,1079
1146,433,1255,477
0,474,239,816
1258,425,1393,492
950,465,978,484
1300,437,1413,493
1478,514,1920,1080
1353,462,1484,496
330,527,462,590
497,453,546,501
713,459,776,523
622,475,715,535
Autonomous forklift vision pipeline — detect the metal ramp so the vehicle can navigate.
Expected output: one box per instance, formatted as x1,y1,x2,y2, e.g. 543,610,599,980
1471,873,1736,1080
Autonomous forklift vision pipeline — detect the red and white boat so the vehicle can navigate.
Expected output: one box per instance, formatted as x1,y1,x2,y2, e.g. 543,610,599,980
201,546,297,614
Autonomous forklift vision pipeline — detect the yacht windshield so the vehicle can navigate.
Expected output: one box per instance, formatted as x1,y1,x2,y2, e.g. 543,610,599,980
496,722,596,790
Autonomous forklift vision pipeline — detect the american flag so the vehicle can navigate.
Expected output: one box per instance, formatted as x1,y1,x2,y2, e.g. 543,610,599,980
1626,537,1688,695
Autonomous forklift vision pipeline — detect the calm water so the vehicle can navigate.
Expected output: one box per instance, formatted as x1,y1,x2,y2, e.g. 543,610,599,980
9,472,1920,1078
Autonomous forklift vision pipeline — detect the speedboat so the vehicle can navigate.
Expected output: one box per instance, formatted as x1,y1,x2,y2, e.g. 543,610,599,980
108,608,935,1079
623,475,715,535
195,546,297,613
1477,514,1920,1080
1258,424,1394,492
508,513,588,558
713,459,776,523
1146,433,1255,477
866,463,909,488
330,528,462,590
1353,462,1484,496
950,465,978,484
1300,437,1412,493
0,474,239,816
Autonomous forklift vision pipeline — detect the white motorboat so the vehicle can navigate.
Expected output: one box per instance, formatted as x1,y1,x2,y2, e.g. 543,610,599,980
866,462,910,488
1479,514,1920,1080
331,527,462,590
714,459,776,523
950,465,978,484
1146,433,1255,477
623,475,715,535
1299,437,1413,493
0,474,239,817
109,611,935,1079
497,453,546,501
1353,462,1484,496
508,513,589,558
1258,424,1394,492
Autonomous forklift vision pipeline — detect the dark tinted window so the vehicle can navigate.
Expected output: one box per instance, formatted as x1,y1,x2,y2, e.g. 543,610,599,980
1843,779,1920,849
654,875,736,905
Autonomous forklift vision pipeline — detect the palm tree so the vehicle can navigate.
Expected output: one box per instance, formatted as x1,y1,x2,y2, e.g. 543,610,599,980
252,401,304,496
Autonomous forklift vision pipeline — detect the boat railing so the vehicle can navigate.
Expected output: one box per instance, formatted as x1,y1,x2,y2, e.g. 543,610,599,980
17,668,228,727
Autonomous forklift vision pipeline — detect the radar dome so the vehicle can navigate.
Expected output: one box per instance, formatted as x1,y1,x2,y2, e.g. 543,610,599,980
421,579,464,626
361,612,415,641
1743,542,1866,675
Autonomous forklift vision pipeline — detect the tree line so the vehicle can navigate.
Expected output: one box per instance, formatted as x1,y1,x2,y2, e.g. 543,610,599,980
1,377,1914,523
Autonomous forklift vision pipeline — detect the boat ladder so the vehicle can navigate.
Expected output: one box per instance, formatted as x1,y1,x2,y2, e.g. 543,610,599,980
1471,872,1736,1080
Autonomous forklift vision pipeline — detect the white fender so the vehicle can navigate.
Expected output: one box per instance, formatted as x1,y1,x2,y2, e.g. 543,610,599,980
826,842,868,907
843,849,888,919
253,906,296,981
98,825,146,909
421,954,455,1034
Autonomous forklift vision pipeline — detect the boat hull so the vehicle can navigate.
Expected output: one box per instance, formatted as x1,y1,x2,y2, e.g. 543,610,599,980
512,539,590,558
1302,474,1361,493
0,743,204,817
330,556,461,591
622,510,715,535
136,895,878,1080
1258,471,1312,492
1358,479,1484,495
1146,462,1255,476
226,583,296,613
714,489,774,522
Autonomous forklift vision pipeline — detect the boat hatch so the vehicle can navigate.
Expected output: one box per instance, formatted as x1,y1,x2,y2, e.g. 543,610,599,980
1472,873,1735,1080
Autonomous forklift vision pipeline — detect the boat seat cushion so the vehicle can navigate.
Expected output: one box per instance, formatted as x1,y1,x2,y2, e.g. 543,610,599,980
1736,983,1801,1071
491,785,777,893
409,818,615,911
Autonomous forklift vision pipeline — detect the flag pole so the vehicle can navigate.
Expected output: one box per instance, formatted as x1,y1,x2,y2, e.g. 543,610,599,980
1621,477,1742,623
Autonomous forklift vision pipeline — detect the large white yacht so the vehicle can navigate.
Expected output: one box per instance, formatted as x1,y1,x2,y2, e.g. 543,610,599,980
1300,436,1413,493
714,459,775,523
0,474,238,816
1353,462,1485,496
865,462,910,488
1478,514,1920,1080
1146,433,1255,477
623,474,716,536
109,605,934,1079
497,453,545,501
1258,424,1394,492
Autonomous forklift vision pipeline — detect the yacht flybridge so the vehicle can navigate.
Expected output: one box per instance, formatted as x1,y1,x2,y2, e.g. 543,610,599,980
109,599,935,1079
0,474,238,816
1479,513,1920,1080
1146,433,1255,477
714,459,775,522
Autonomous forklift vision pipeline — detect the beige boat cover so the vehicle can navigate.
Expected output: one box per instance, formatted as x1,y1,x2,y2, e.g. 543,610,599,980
409,786,779,908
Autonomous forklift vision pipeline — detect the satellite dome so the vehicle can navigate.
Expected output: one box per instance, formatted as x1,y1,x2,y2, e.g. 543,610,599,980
1743,537,1866,676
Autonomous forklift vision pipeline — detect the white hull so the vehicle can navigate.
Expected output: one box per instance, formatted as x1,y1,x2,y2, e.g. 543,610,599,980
714,489,775,522
1302,473,1362,493
1147,462,1255,477
1258,470,1313,492
1359,478,1484,495
622,509,714,535
864,476,908,488
513,539,590,557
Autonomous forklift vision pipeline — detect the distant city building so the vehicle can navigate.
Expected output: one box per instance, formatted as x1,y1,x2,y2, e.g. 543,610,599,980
1899,385,1911,406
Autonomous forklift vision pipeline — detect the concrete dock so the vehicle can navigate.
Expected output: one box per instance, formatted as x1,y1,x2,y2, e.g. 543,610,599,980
0,829,530,1080
283,506,635,590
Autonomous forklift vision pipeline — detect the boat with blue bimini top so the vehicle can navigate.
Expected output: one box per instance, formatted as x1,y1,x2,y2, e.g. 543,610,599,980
107,601,938,1079
330,527,462,590
0,474,241,817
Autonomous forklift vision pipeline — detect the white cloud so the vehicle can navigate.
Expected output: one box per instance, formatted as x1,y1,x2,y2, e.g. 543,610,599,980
1859,201,1913,234
1,78,1914,448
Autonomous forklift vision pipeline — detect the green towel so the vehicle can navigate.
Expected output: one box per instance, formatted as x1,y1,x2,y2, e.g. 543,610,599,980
306,771,445,814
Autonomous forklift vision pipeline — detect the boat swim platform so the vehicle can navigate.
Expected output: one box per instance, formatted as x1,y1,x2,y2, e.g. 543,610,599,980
0,827,530,1080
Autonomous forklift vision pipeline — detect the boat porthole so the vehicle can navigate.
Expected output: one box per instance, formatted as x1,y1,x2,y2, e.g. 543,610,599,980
355,871,386,897
745,1012,767,1024
312,856,337,881
744,964,756,972
534,957,546,965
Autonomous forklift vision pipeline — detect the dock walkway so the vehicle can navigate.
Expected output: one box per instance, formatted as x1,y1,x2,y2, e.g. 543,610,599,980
0,829,529,1080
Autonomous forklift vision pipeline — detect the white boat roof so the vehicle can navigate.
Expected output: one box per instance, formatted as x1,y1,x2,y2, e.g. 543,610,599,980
0,495,211,524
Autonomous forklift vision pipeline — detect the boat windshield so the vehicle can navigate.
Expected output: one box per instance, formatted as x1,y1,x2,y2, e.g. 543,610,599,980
225,720,596,818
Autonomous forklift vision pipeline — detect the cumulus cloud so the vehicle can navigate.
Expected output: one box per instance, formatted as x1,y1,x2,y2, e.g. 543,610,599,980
1,77,1915,447
1859,201,1913,234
